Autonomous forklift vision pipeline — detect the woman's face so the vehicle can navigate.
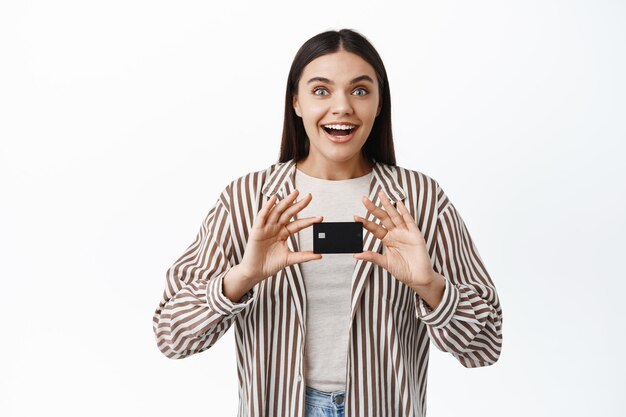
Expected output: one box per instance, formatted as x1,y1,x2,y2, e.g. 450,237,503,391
293,49,381,165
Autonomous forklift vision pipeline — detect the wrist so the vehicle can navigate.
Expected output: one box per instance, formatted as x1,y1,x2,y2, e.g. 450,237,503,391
411,271,446,311
223,264,257,303
236,263,262,286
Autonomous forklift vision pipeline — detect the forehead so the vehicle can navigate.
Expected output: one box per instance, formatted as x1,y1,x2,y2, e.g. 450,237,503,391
300,50,376,82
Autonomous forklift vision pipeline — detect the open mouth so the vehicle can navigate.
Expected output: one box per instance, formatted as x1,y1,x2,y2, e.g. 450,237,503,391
322,125,358,144
322,125,357,137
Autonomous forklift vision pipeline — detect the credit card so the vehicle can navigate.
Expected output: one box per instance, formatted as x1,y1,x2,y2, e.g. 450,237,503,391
313,221,363,254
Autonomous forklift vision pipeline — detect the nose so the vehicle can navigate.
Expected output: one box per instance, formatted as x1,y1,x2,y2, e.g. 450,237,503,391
330,91,354,115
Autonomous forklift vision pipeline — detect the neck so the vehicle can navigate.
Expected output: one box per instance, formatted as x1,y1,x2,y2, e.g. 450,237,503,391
296,153,374,180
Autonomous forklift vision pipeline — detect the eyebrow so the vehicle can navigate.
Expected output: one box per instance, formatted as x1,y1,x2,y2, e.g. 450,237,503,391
306,75,374,85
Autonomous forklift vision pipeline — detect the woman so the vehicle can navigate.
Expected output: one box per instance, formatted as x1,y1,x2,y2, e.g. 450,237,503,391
152,28,503,417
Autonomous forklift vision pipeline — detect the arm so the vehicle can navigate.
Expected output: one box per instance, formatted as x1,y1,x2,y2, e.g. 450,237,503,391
152,184,255,359
414,183,503,368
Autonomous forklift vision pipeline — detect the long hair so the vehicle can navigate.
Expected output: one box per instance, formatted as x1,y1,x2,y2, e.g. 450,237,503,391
278,29,396,166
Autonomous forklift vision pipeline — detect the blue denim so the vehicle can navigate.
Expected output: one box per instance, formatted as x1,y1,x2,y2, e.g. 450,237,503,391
305,386,346,417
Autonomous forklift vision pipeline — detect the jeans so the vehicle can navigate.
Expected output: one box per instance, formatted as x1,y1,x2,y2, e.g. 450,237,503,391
304,386,346,417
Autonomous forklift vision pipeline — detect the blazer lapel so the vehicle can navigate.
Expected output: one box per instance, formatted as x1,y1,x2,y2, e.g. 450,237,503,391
261,159,307,334
349,161,406,325
261,158,407,334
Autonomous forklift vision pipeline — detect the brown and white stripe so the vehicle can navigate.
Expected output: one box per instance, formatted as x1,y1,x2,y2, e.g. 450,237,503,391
152,158,503,417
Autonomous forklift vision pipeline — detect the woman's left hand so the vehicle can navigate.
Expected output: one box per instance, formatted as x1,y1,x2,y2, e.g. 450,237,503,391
353,190,436,289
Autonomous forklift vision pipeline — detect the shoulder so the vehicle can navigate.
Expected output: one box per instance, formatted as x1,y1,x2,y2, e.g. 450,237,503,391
382,163,442,193
217,161,285,203
381,163,452,212
390,163,438,184
227,161,284,189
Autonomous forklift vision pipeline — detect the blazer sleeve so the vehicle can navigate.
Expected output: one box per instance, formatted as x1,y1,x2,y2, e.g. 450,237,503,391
414,182,503,368
152,183,255,359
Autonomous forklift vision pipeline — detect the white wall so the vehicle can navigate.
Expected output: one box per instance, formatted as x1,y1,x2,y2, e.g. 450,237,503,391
1,1,624,416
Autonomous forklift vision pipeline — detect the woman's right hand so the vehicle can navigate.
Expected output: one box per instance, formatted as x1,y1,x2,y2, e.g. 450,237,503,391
238,189,323,284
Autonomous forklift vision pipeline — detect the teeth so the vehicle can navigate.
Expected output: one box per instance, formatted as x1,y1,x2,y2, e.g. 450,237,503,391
323,124,355,130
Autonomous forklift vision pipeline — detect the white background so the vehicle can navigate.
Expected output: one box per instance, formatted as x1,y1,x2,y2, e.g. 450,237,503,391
1,1,624,416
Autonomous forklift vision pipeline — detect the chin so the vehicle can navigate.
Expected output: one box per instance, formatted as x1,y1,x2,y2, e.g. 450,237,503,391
320,146,365,163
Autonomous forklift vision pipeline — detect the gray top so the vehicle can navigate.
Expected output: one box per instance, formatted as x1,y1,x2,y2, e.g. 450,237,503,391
294,167,372,392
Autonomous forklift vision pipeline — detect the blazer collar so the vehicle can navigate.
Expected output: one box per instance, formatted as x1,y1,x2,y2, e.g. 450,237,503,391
261,158,406,203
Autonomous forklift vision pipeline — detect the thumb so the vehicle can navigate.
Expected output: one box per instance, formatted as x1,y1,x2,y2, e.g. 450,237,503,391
286,251,323,267
353,250,385,268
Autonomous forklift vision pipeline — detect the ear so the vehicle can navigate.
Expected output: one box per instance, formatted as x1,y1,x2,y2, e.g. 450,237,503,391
293,95,302,117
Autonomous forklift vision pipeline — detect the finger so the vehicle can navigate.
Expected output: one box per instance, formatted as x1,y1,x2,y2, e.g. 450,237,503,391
353,215,387,241
353,250,386,268
396,200,419,232
361,195,395,230
286,250,323,267
267,189,300,225
377,191,407,229
257,194,278,227
264,194,282,221
278,192,313,225
284,215,324,236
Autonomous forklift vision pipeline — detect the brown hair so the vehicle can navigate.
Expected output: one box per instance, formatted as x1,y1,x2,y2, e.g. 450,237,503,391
278,29,397,166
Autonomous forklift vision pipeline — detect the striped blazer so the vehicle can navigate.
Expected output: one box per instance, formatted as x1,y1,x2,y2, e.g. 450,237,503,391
152,158,503,417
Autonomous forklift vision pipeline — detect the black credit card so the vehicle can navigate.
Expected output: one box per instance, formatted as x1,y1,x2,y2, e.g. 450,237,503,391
313,221,363,254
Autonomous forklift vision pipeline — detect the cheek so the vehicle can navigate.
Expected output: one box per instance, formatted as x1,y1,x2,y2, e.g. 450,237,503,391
301,102,326,119
356,101,379,121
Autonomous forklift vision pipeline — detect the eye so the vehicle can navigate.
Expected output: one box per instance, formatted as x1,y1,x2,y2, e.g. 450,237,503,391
313,87,328,96
353,87,368,96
